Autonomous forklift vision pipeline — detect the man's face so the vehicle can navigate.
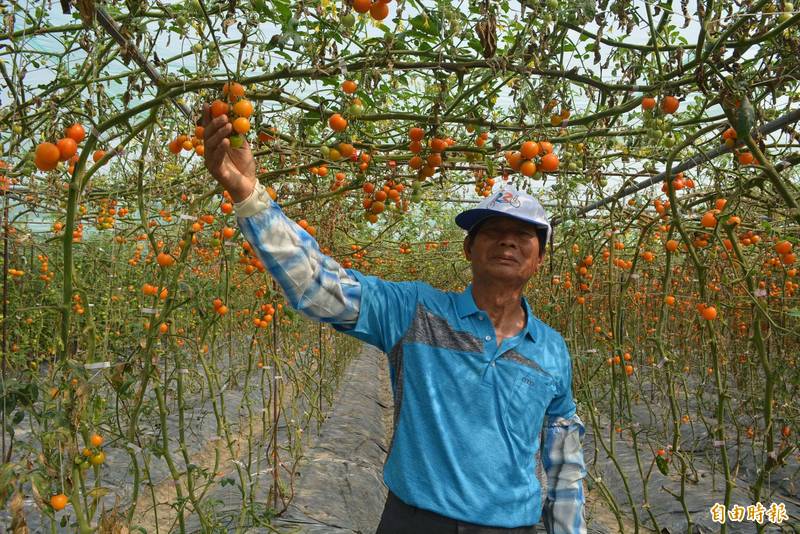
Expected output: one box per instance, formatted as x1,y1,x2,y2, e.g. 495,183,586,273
463,217,544,285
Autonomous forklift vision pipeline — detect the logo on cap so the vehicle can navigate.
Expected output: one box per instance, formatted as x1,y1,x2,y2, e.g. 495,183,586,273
489,191,521,208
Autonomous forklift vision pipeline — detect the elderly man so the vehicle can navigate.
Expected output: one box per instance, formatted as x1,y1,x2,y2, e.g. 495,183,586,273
202,107,587,534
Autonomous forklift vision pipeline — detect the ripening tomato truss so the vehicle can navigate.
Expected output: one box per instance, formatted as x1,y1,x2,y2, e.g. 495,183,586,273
0,0,798,531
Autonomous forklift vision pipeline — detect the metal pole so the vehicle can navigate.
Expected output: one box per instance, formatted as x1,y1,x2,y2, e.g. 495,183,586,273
94,8,193,120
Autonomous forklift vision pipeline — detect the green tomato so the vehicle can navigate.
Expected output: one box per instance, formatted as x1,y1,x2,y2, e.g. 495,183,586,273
229,135,244,149
341,13,356,28
257,58,266,67
192,43,203,53
210,238,221,248
349,103,364,116
320,145,330,158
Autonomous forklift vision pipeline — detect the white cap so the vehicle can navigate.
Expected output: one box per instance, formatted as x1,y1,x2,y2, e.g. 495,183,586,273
455,186,551,244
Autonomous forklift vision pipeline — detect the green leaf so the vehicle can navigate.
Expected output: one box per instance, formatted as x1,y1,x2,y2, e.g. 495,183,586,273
273,0,292,24
408,13,440,37
787,308,800,318
468,37,482,54
656,455,669,476
250,0,271,18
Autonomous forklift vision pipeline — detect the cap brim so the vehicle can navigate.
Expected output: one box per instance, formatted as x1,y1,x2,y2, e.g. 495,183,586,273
455,209,549,235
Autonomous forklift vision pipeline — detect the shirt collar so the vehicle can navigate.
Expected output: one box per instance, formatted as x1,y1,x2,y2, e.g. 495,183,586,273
456,284,538,343
456,284,480,318
521,297,538,342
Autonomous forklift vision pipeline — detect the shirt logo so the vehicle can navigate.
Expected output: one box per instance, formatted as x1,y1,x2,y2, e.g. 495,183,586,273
489,191,521,208
521,376,536,386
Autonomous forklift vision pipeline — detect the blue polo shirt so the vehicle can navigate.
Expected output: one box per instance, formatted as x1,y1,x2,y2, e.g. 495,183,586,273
334,271,577,528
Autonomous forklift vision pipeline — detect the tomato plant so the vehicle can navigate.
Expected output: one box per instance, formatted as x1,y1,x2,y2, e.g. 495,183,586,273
0,0,798,532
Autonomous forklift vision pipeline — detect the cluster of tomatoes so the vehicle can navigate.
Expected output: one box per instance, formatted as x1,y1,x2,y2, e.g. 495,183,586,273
33,123,83,171
661,171,696,193
340,244,369,269
407,126,454,179
472,169,497,197
78,433,106,469
548,106,572,127
238,241,266,275
209,82,253,149
50,433,106,511
33,123,107,174
37,254,54,283
168,126,205,156
94,198,127,230
71,293,85,315
212,297,229,316
329,171,348,191
721,127,757,165
606,351,636,376
322,141,357,163
774,240,796,266
503,140,560,177
473,130,490,147
70,223,84,243
361,179,406,224
641,95,680,114
142,283,168,300
252,302,275,329
572,253,594,305
351,0,391,21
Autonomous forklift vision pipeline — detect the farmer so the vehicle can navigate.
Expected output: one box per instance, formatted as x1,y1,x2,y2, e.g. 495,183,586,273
201,106,587,534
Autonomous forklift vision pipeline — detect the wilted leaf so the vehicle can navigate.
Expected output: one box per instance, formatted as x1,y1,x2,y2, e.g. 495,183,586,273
87,487,111,498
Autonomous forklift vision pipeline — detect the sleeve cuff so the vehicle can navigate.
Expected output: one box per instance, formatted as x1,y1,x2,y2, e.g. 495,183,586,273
234,181,273,217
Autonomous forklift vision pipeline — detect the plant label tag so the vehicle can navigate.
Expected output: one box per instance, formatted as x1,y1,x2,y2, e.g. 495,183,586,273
84,361,111,370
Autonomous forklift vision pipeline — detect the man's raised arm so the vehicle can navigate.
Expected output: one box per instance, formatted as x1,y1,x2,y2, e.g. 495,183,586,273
235,181,361,325
201,104,360,326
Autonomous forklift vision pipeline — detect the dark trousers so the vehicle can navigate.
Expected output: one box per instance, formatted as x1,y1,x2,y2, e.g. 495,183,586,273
376,491,538,534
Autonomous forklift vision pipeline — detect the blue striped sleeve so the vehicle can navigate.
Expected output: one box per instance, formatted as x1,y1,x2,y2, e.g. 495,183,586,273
234,183,361,325
542,414,587,534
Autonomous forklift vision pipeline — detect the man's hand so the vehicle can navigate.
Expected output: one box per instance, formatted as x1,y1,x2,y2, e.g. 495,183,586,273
201,103,257,203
